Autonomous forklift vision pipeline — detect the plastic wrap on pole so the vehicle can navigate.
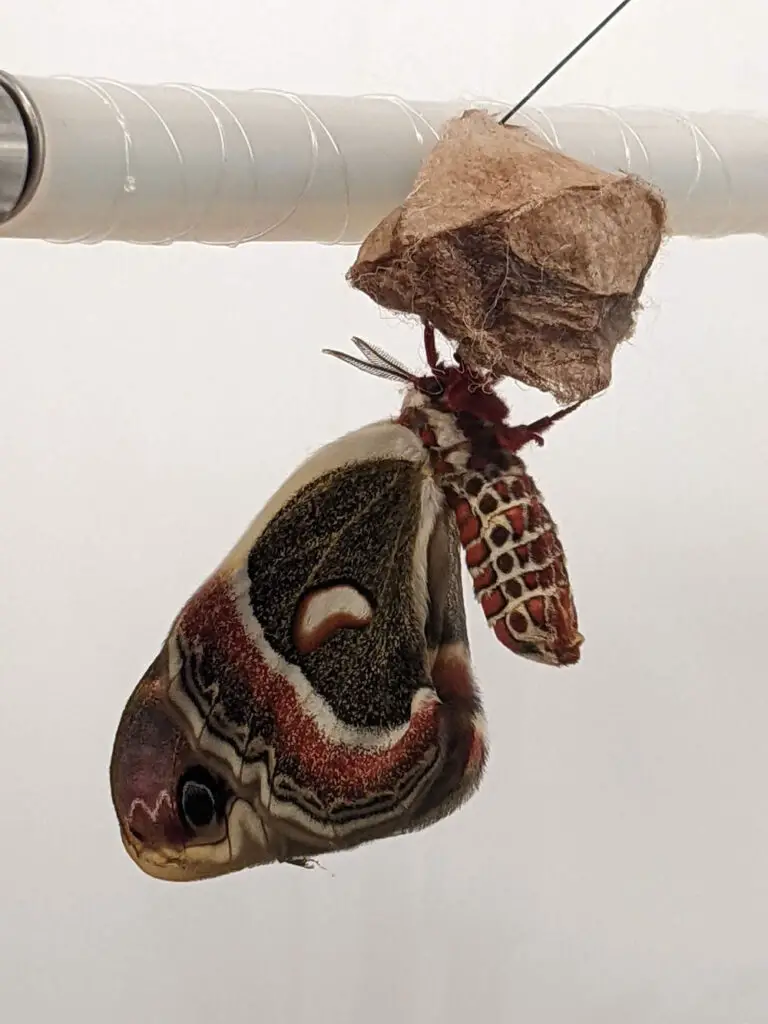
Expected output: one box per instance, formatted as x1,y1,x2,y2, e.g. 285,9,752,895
1,74,768,244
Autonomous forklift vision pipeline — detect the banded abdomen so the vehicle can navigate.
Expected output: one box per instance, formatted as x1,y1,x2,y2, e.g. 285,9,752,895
403,397,583,668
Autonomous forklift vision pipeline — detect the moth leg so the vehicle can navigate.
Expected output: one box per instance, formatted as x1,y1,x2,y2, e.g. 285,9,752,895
285,857,323,870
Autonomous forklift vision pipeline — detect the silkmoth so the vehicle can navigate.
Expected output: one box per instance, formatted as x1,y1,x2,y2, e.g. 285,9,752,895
110,325,582,881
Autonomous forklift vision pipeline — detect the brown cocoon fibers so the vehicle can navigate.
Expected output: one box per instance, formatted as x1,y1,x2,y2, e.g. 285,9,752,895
347,109,666,404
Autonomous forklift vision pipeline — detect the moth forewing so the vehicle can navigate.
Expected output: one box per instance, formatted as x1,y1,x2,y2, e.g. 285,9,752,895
114,419,487,879
220,419,428,574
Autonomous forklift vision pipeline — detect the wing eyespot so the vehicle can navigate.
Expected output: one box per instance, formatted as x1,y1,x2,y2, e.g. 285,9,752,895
293,582,374,654
177,766,227,834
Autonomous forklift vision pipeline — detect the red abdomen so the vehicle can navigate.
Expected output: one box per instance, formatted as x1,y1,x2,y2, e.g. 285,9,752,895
444,461,582,667
403,395,583,668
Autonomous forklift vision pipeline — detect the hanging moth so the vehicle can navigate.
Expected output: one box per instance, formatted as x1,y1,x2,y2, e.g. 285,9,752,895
326,326,584,667
110,325,581,882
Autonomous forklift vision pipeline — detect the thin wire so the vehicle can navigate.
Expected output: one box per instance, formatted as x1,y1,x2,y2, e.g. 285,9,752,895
498,0,637,125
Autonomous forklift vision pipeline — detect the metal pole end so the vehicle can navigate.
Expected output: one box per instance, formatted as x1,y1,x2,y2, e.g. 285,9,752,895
0,71,44,225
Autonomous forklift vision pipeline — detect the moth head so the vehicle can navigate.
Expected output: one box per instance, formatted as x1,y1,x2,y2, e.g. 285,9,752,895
109,651,253,882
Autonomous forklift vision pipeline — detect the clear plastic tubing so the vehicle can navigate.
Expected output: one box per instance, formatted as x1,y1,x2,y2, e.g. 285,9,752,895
0,70,766,245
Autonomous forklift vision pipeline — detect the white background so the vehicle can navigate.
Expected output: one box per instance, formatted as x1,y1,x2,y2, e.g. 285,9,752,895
2,2,767,1022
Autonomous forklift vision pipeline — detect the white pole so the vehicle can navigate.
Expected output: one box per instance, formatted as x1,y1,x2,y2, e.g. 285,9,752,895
0,71,766,245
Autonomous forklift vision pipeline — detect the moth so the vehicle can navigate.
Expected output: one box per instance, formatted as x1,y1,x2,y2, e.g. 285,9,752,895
110,325,581,881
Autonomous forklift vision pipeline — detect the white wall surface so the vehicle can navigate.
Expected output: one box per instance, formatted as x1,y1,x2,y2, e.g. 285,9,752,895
1,3,767,1022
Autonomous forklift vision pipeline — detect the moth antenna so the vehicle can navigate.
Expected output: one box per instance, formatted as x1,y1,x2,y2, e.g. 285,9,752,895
322,348,414,384
350,336,416,380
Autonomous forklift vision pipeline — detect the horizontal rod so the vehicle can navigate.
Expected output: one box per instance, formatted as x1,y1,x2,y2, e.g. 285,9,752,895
0,70,766,245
